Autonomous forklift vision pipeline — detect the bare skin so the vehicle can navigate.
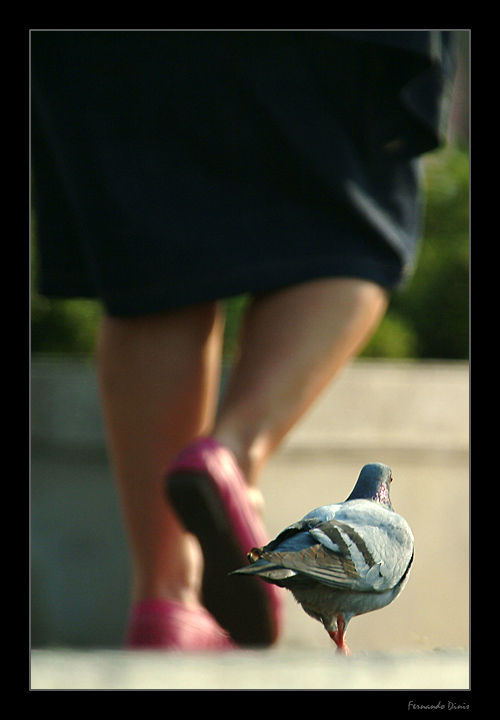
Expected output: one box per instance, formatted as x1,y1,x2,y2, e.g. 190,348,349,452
96,277,388,610
214,278,388,485
329,614,351,655
96,303,224,607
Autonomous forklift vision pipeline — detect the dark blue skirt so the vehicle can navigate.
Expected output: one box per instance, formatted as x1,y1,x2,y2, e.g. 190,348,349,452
31,31,456,316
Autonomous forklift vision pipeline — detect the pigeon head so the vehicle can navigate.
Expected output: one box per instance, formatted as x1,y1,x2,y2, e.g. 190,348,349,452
346,463,394,508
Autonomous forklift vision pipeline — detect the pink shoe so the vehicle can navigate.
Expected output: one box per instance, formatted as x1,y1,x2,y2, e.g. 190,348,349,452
164,437,283,647
125,598,235,651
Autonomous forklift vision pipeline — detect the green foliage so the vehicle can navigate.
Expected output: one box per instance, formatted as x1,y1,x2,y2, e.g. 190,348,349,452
222,294,250,361
361,312,418,359
31,297,102,356
362,145,469,359
30,219,102,356
31,146,469,360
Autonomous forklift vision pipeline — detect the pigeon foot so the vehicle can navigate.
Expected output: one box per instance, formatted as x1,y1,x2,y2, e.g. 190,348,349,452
329,614,350,655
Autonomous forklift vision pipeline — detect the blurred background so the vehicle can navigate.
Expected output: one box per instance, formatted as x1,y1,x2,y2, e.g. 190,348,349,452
30,31,469,654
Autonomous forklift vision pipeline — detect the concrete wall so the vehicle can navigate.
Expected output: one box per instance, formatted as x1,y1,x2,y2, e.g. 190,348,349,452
31,358,469,455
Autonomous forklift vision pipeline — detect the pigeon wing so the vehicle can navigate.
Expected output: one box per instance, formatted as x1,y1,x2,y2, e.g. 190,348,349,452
260,508,413,593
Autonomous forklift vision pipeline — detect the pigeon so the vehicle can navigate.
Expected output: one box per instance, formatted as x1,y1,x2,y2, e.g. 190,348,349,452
231,463,414,654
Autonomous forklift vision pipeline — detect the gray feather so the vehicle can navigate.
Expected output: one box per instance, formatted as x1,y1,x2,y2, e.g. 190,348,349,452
231,463,414,645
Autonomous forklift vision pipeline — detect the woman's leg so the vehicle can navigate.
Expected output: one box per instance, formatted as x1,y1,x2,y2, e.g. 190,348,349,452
214,277,389,486
96,302,225,607
159,277,387,646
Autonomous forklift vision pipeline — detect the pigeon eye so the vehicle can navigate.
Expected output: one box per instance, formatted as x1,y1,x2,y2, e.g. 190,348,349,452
389,475,393,483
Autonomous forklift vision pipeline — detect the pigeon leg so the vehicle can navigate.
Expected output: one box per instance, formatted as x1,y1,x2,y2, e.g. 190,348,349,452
328,614,350,655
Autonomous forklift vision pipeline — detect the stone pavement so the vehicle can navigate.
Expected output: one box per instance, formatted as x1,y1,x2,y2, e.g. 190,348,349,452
30,647,469,691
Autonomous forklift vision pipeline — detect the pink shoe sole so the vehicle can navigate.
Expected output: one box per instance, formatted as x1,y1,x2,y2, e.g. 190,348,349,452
164,437,283,647
125,598,235,651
